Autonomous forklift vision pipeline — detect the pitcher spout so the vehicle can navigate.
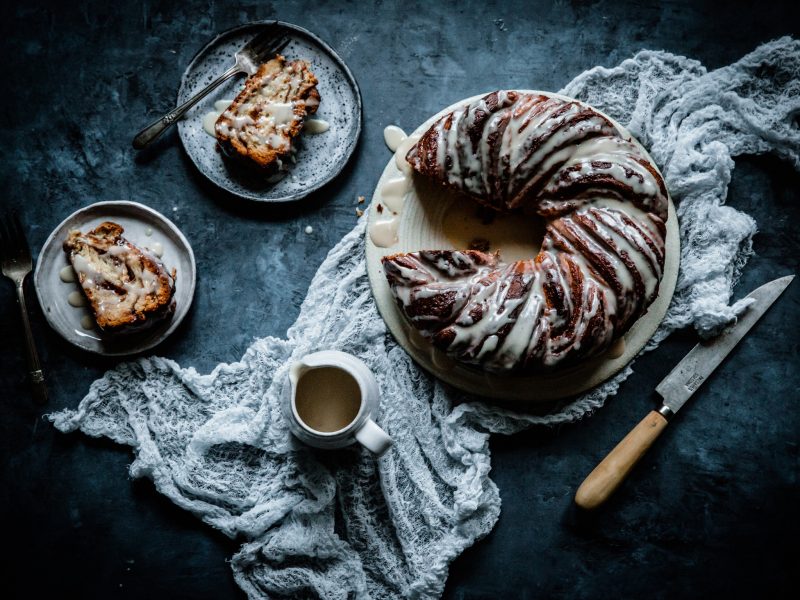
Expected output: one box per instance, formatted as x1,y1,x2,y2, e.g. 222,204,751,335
288,361,306,387
289,351,350,387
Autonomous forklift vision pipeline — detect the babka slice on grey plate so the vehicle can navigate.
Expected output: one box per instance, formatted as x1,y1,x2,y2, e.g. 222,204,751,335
215,55,320,171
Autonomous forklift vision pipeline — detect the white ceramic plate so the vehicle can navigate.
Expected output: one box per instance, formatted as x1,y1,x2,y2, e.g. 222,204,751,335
365,91,680,402
176,20,362,202
34,201,196,356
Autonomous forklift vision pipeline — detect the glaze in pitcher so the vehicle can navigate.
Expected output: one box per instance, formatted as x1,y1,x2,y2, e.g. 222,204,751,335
283,350,392,455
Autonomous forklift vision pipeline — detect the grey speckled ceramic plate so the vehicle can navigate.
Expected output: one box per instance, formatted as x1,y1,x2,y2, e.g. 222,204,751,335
34,201,196,356
177,21,362,202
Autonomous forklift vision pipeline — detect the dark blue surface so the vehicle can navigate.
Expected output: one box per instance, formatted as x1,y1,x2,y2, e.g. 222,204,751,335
1,1,798,598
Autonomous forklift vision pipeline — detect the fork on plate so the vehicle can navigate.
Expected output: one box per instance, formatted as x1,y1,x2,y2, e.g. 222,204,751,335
132,25,290,149
0,211,48,404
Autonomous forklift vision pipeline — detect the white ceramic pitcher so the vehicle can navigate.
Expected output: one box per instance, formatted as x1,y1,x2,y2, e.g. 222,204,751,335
282,350,393,456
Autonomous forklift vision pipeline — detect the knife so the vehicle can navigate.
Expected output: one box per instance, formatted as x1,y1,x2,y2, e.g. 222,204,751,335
574,274,795,510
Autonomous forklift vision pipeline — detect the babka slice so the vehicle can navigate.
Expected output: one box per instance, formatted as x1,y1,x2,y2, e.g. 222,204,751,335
215,55,320,170
63,222,176,333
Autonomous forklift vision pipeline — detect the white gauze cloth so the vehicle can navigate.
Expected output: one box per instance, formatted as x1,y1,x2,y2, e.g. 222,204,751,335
50,38,800,599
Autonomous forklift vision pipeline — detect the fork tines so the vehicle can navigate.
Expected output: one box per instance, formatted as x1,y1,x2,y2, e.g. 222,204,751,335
242,27,291,62
0,210,32,266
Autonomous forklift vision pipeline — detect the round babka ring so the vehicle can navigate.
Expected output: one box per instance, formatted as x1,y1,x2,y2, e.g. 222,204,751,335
366,91,679,401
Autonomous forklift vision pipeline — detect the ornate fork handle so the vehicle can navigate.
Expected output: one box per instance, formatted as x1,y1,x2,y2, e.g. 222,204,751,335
15,275,47,405
132,64,240,149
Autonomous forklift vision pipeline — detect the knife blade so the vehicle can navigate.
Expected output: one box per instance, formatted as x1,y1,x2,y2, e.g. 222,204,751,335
655,274,795,416
574,274,795,510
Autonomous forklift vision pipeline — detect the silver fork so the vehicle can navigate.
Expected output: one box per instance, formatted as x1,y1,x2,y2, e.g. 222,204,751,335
133,25,290,149
0,211,48,405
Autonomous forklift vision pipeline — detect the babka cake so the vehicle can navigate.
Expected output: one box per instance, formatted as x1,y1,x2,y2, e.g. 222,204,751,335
382,91,668,373
215,55,320,171
63,222,176,333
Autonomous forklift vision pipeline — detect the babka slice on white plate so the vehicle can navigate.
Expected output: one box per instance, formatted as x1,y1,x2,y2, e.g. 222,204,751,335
63,222,176,333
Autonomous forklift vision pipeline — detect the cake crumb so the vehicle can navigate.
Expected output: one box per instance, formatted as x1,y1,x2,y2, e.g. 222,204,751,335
357,195,365,204
304,225,314,234
356,208,364,217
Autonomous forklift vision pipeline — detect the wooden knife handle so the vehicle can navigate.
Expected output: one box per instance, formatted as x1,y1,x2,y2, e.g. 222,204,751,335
575,410,669,510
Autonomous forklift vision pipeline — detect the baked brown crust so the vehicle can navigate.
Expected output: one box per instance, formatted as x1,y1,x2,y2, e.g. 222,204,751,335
215,56,320,170
63,222,176,333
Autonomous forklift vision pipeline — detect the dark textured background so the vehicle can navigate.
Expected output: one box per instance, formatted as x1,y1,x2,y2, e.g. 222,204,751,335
1,1,798,598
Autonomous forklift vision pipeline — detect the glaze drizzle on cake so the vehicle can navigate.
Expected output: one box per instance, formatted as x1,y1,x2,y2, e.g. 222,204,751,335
382,91,669,372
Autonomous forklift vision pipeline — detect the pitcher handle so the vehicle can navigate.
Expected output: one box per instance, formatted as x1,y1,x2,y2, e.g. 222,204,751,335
354,418,393,456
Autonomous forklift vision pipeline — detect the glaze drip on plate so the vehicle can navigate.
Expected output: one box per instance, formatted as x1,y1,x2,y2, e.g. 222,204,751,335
382,91,669,372
59,265,76,283
383,125,407,152
369,126,420,248
202,99,235,136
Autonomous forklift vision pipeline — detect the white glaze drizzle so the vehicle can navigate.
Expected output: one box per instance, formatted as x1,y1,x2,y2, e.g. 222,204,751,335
394,133,421,173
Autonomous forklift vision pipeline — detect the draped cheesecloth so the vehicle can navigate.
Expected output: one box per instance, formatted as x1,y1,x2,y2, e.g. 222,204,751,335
49,38,800,599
